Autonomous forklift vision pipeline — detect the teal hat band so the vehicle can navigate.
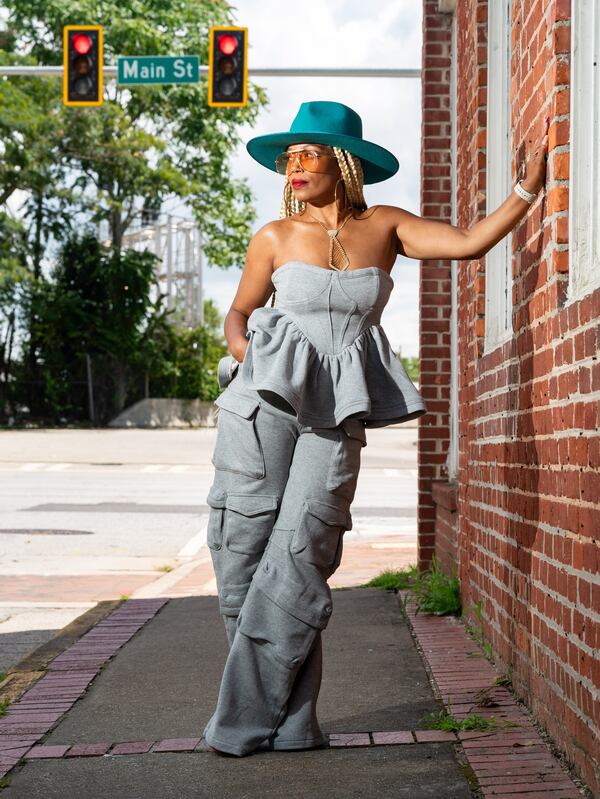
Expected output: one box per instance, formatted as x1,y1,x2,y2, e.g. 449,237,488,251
245,100,399,185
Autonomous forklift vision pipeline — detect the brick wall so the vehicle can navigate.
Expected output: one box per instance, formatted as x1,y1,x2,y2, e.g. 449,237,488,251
420,0,600,793
418,2,454,571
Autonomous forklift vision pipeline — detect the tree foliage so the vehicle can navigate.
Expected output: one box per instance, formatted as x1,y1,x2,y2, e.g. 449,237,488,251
0,0,268,423
17,232,228,423
1,0,268,261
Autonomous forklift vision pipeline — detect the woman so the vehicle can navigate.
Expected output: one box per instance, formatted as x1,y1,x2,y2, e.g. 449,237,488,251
202,100,548,757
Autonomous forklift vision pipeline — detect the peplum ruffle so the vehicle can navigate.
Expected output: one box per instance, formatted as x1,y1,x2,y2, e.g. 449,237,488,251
237,305,427,429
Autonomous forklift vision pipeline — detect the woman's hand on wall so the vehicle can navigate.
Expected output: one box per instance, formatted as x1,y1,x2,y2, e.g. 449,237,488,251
520,116,550,194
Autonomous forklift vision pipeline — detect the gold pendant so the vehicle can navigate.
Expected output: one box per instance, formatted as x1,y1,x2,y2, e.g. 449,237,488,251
329,234,350,271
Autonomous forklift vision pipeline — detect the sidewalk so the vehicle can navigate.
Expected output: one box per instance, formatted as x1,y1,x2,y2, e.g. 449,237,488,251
0,588,588,798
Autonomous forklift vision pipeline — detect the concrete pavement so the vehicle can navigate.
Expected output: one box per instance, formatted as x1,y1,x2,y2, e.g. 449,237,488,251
0,589,477,798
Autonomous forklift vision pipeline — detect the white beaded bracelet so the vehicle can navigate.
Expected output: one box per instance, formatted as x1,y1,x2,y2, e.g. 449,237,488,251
514,180,538,204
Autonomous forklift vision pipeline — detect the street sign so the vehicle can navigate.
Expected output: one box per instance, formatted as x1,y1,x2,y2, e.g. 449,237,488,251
117,56,199,85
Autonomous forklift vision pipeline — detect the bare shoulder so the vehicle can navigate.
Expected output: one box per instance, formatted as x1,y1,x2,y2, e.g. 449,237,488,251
228,222,280,315
369,203,412,228
249,219,280,249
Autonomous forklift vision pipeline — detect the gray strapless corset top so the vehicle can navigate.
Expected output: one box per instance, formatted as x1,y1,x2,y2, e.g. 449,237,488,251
225,260,427,428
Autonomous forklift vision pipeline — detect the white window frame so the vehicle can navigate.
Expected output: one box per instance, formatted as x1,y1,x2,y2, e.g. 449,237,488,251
484,0,513,353
567,0,600,302
447,9,459,481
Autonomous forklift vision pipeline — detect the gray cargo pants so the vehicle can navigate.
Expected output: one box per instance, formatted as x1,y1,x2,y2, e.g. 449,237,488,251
202,362,367,756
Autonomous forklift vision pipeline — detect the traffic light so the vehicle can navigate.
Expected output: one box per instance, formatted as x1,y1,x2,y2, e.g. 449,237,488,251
208,26,248,107
63,25,103,107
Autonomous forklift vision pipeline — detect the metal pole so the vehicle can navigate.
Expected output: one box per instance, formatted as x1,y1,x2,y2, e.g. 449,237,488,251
166,214,173,311
85,353,95,424
184,224,192,326
197,226,204,328
0,65,420,78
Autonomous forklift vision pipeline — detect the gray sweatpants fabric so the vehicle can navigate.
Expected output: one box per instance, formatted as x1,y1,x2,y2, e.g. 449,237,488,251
202,368,367,756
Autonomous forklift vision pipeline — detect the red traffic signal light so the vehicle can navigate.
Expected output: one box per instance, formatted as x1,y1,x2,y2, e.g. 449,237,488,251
72,34,92,54
217,34,238,55
208,26,248,107
63,25,103,107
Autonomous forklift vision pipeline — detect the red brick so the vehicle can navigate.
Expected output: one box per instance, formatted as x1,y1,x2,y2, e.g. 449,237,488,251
109,741,154,755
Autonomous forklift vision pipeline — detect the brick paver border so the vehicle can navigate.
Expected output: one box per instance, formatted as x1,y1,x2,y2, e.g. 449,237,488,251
19,729,459,760
0,599,168,779
398,591,588,799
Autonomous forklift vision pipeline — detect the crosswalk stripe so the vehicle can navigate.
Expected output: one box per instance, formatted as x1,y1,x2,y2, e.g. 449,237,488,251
177,518,208,558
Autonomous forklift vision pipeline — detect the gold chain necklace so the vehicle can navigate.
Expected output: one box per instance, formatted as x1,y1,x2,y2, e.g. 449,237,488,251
304,208,355,271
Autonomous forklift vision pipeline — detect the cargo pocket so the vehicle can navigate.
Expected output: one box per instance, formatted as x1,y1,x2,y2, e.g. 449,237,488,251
326,418,367,502
205,486,226,551
237,587,309,671
291,498,351,573
211,389,265,479
224,493,279,555
255,558,334,630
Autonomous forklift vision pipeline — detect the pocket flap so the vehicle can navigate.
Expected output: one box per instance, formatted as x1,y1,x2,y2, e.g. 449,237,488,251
206,486,226,509
305,499,349,528
225,493,278,516
214,389,260,419
254,560,333,630
341,418,367,446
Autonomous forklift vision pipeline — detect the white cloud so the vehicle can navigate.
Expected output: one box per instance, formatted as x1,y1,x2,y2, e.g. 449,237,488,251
207,0,423,356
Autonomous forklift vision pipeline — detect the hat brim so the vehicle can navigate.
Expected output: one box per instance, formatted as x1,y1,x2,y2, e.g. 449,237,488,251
245,131,399,185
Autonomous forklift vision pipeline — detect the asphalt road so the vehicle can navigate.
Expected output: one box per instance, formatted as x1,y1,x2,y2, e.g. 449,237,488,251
0,425,420,672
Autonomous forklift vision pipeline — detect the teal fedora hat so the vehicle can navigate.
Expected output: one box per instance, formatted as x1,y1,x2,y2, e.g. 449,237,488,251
245,100,399,185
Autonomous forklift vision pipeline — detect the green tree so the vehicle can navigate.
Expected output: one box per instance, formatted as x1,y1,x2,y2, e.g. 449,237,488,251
148,303,229,402
1,0,268,419
27,232,166,421
401,356,420,383
0,212,30,408
1,0,267,262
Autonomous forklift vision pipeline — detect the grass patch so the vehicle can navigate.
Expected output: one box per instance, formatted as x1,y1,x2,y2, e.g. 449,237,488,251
494,667,513,687
363,565,418,590
363,556,461,616
0,697,10,718
421,705,517,733
409,554,461,616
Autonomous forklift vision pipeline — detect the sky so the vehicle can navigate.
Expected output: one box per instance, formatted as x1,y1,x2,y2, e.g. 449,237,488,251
206,0,423,357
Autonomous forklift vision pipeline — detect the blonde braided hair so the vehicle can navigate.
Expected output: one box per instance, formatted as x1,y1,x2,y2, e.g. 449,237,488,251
272,146,368,306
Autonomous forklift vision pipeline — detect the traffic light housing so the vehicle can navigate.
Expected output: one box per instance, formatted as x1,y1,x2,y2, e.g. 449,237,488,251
63,25,103,107
208,26,248,107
